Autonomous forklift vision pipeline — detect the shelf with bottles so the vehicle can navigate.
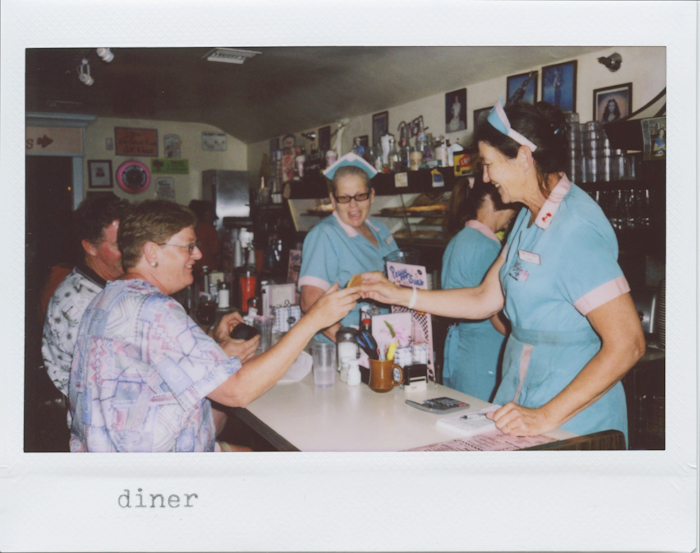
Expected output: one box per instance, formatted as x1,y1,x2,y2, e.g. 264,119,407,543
284,165,463,201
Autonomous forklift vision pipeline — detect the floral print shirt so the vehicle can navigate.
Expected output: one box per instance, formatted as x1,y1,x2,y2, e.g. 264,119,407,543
69,279,241,452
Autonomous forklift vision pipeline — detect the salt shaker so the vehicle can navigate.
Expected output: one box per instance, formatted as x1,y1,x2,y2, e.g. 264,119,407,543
336,327,360,368
346,360,361,386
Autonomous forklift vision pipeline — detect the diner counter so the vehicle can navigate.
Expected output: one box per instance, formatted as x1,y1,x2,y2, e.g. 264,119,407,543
233,369,575,452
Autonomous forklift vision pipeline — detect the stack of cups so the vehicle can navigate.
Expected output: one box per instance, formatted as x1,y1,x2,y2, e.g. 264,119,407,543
567,120,584,183
582,121,605,183
601,138,613,182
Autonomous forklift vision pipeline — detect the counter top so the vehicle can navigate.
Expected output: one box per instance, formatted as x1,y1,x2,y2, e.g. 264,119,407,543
236,371,574,452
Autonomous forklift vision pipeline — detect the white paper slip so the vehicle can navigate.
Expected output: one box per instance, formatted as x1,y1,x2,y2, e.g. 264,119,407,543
277,350,312,383
436,405,501,437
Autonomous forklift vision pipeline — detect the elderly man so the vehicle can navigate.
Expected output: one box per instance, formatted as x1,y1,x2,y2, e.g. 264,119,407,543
42,194,130,400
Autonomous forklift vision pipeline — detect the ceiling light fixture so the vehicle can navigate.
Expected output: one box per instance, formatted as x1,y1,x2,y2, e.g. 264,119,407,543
96,47,114,63
77,59,94,86
203,48,261,65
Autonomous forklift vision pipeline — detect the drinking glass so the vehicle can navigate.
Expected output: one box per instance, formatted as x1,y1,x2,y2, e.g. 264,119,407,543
312,343,336,388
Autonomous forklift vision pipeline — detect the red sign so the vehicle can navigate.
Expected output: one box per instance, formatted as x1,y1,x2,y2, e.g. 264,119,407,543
115,127,158,157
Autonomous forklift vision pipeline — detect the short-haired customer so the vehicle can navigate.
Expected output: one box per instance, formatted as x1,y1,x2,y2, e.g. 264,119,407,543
42,194,130,402
69,200,359,452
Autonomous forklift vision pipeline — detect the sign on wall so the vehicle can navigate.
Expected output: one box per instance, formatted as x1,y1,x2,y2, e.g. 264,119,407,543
115,127,159,156
155,177,176,201
151,158,189,174
25,126,83,155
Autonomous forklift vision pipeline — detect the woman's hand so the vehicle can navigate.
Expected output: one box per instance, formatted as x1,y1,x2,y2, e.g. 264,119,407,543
306,282,360,331
359,271,410,307
486,402,554,437
219,335,260,362
212,311,245,343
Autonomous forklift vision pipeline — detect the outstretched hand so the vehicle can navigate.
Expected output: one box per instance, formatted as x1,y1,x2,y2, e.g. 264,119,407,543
359,271,408,307
306,282,361,331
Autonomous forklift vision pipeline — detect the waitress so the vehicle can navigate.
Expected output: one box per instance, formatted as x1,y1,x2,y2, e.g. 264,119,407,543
441,175,516,401
298,153,398,342
361,99,645,444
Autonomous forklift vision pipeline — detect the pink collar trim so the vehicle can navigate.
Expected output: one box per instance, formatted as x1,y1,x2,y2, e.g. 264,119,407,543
332,210,380,237
535,173,572,230
465,220,500,244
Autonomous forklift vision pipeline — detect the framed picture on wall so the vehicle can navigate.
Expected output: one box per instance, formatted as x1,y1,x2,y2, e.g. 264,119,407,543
473,107,491,131
318,125,331,153
506,71,538,106
445,88,467,133
594,83,633,124
641,117,666,160
372,111,389,148
541,60,577,112
352,135,369,157
88,160,113,189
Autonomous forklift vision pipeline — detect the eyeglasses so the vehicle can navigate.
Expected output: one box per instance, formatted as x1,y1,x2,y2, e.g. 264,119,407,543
333,192,370,204
159,240,201,254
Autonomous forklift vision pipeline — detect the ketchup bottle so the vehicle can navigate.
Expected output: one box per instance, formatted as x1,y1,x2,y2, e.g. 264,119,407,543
239,249,257,314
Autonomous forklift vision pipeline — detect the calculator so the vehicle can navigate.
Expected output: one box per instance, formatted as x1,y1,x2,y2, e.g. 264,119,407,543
405,397,470,414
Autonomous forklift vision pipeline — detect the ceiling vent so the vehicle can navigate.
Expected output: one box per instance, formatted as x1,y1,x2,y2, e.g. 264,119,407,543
203,48,261,65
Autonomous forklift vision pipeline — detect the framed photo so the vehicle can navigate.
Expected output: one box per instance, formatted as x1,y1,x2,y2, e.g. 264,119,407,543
445,88,467,133
541,60,577,112
506,71,538,106
473,107,491,131
318,125,331,153
88,159,113,189
594,83,633,124
410,116,423,137
372,111,389,148
352,135,369,157
641,117,666,160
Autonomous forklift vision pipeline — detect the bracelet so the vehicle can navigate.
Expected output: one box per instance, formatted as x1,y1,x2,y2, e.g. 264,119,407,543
408,286,418,310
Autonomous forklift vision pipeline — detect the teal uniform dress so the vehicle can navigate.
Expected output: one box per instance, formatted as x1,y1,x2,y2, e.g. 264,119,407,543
493,175,631,444
298,211,398,343
441,220,506,401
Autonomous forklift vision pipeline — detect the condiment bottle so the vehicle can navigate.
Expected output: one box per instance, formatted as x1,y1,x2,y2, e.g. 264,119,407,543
239,249,257,314
346,360,361,386
217,282,230,309
359,305,372,333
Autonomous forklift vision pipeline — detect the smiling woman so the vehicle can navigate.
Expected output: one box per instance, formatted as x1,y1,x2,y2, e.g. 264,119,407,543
298,156,399,343
67,199,361,452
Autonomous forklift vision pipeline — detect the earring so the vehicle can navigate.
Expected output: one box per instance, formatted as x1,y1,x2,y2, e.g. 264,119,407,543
151,261,158,268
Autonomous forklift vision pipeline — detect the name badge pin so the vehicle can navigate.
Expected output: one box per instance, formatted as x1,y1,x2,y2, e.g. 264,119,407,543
518,250,541,265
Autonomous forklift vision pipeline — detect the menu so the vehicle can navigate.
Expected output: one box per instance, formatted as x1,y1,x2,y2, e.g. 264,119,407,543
405,430,556,451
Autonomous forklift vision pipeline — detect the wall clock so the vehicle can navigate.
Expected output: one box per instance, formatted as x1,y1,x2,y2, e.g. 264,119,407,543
116,160,151,194
282,134,296,148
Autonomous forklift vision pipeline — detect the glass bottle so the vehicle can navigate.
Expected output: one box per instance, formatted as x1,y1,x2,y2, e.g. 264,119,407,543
387,138,401,172
239,249,257,314
423,132,435,163
434,136,448,167
373,143,384,172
